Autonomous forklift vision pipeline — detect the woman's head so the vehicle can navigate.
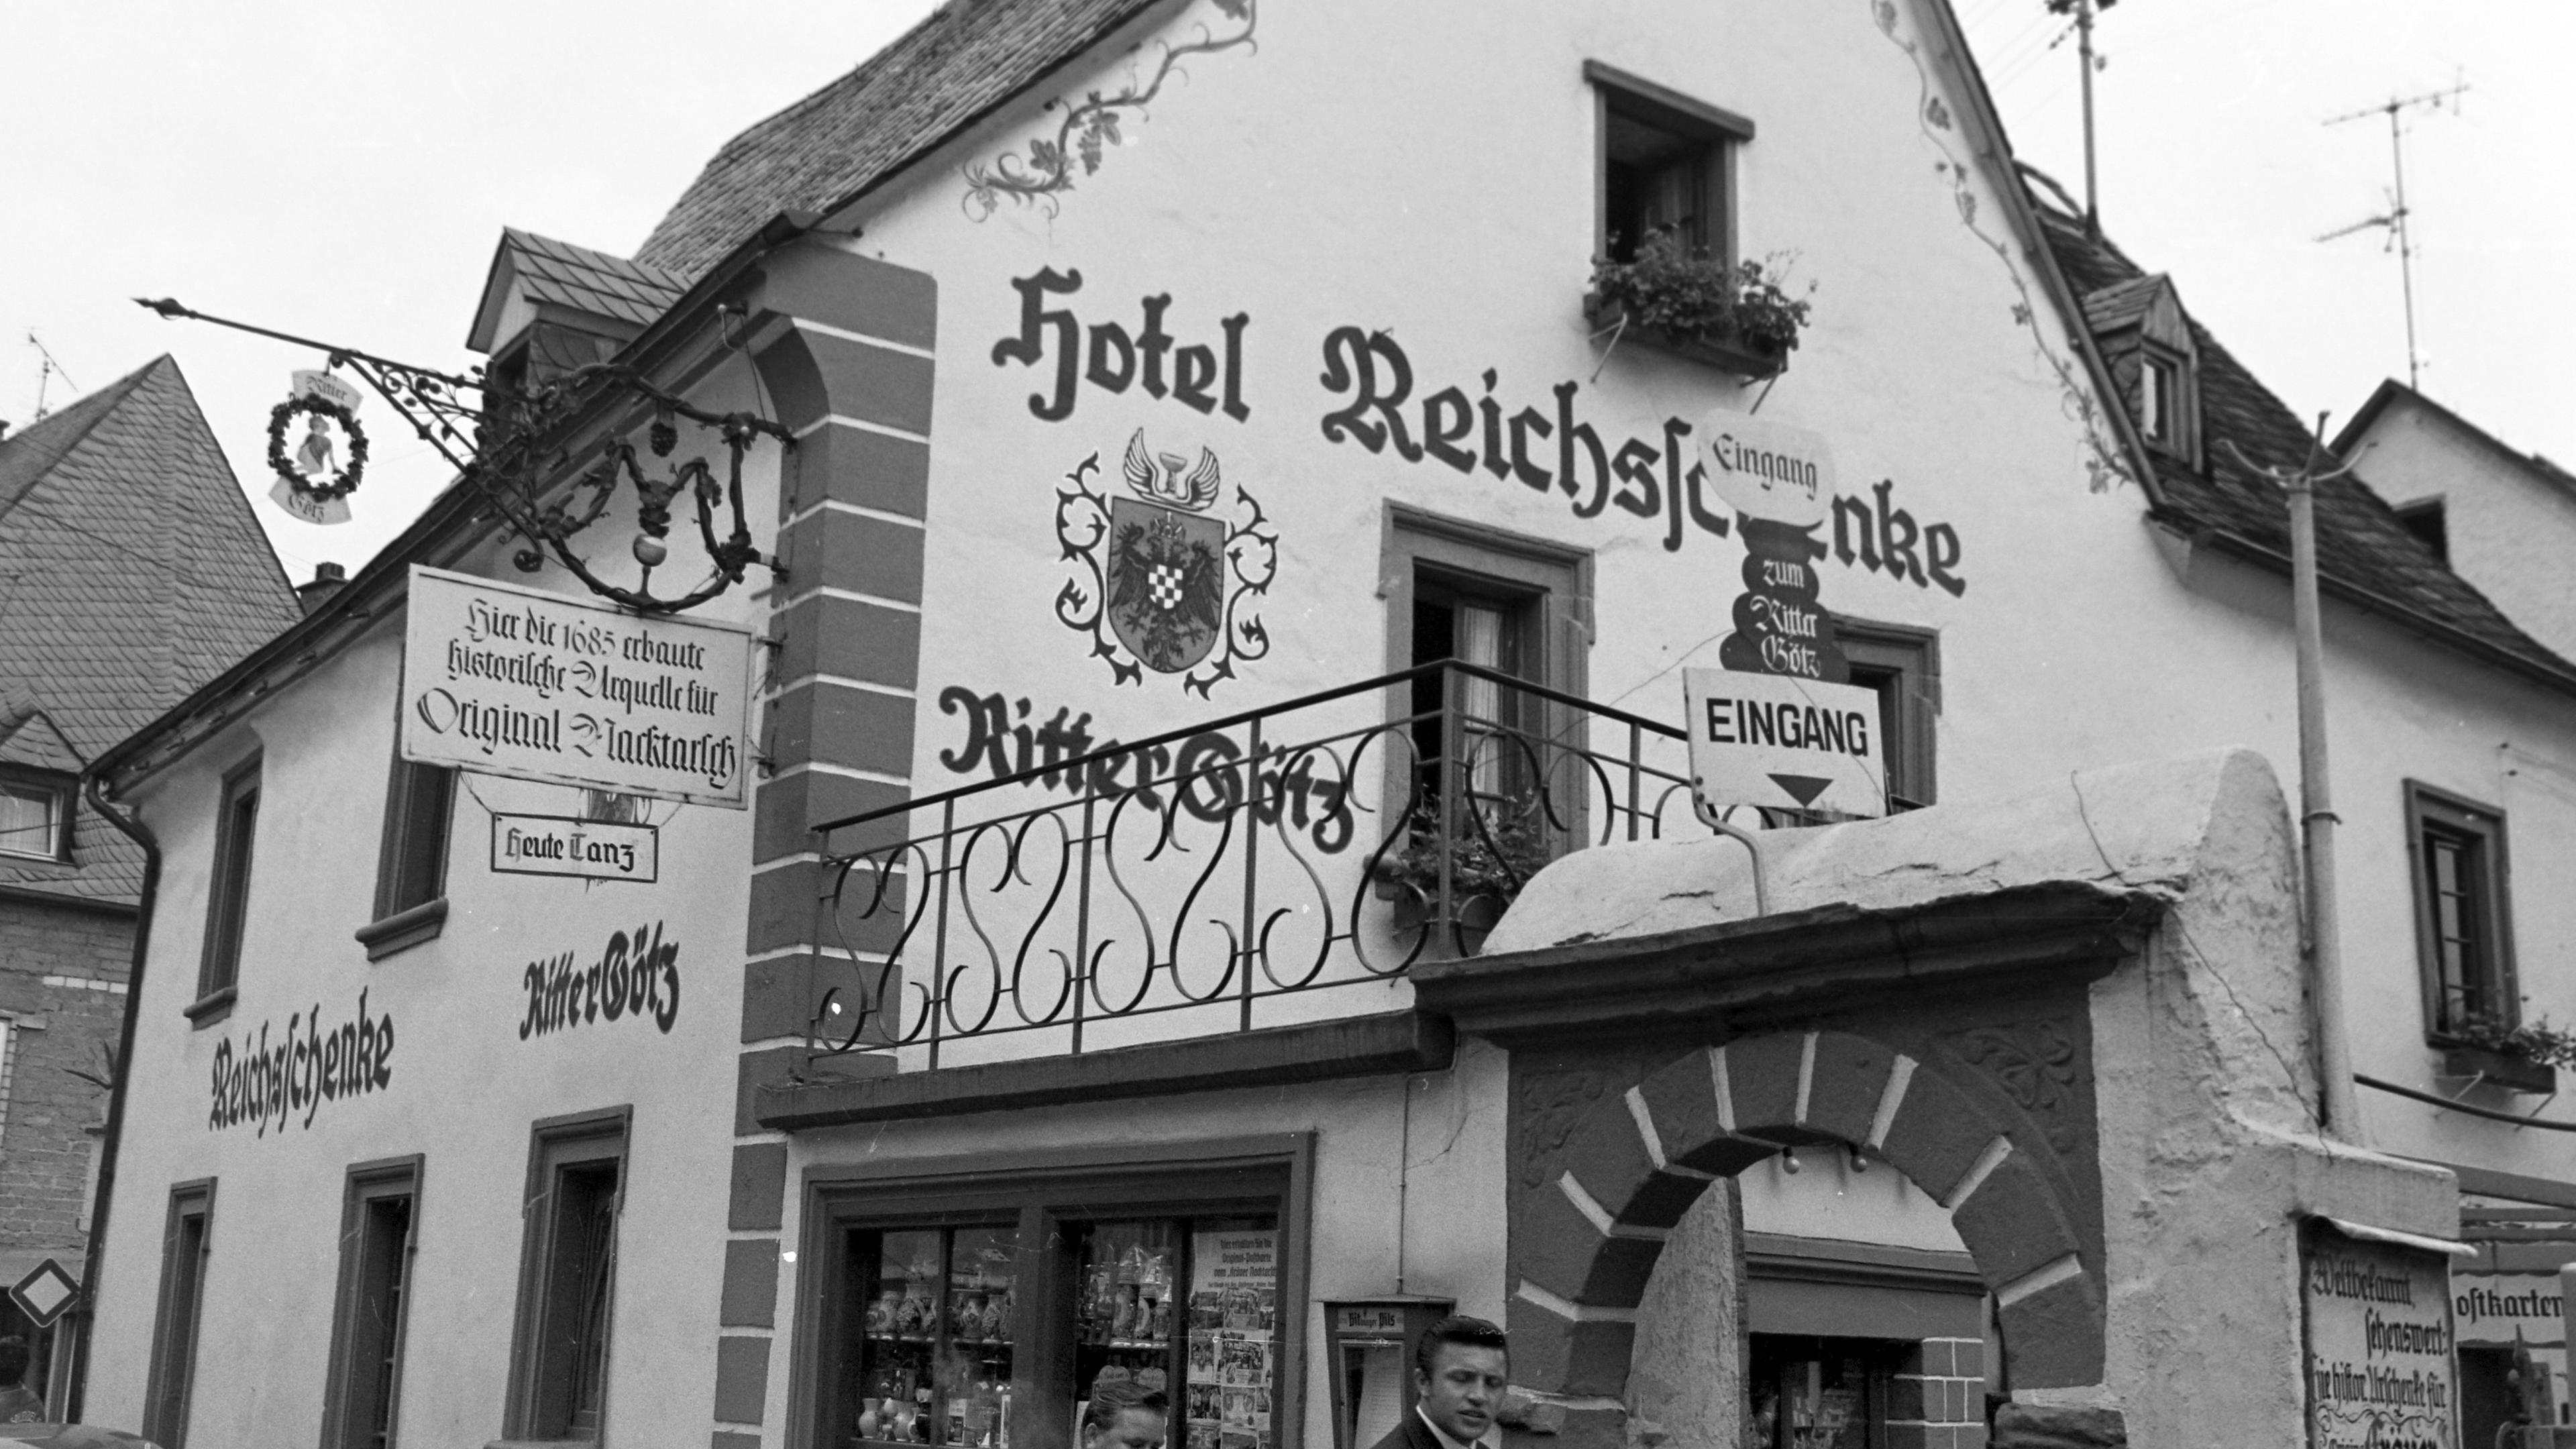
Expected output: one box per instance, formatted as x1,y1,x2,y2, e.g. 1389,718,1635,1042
1081,1376,1169,1449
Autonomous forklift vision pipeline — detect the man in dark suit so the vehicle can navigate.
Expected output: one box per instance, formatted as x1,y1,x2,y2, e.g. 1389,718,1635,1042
1371,1316,1509,1449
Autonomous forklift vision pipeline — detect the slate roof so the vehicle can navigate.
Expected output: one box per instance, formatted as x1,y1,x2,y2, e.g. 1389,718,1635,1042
0,357,301,904
498,228,688,331
2078,274,2165,337
636,0,1160,277
2036,200,2576,692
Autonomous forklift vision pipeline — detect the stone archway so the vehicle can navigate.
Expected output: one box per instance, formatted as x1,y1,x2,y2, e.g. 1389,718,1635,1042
1507,1030,2102,1434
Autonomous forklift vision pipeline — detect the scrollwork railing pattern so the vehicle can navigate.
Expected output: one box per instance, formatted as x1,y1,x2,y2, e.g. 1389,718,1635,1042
805,662,1695,1070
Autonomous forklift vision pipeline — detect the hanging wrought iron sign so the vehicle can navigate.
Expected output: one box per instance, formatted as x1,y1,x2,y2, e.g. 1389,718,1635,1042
138,297,792,614
265,368,368,525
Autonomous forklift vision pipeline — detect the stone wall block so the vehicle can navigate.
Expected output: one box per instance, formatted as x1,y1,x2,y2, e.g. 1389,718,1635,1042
1505,1297,1641,1401
1721,1032,1806,1134
1634,1051,1727,1159
1949,1150,2082,1287
1513,1187,1665,1308
720,1238,780,1328
745,241,938,355
1803,1032,1895,1143
747,860,823,955
1992,1271,2106,1390
728,1142,789,1231
1875,1067,1995,1203
769,680,915,779
770,592,921,692
743,949,903,1048
752,329,933,440
1553,1110,1701,1230
1990,1403,2125,1448
753,770,908,865
777,507,926,607
712,1333,773,1425
782,422,931,523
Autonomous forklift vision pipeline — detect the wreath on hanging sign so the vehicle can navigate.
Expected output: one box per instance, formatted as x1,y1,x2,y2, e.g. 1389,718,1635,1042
265,395,370,500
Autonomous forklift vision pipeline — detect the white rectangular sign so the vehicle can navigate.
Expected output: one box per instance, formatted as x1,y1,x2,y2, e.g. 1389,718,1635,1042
1683,667,1886,819
490,812,659,883
402,566,753,808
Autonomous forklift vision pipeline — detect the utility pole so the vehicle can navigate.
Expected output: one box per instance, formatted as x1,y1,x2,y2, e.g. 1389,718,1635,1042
2045,0,2114,235
2319,80,2469,391
2227,421,2369,1144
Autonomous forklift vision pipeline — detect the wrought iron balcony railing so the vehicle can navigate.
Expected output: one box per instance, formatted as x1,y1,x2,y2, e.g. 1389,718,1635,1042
804,661,1695,1071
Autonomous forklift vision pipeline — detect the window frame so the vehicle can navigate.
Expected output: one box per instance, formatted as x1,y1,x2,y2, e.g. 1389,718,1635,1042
1833,618,1942,812
2408,782,2517,1042
0,767,72,864
143,1177,216,1448
320,1155,423,1449
2135,343,2200,469
790,1134,1315,1449
501,1106,631,1443
191,754,263,1025
359,756,455,961
1380,504,1594,845
1586,60,1754,268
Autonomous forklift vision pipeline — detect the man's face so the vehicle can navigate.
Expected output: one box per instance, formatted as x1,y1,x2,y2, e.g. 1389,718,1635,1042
1415,1342,1507,1444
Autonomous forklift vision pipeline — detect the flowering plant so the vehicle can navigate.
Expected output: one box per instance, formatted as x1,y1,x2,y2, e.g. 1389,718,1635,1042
2449,1012,2576,1071
1589,230,1816,357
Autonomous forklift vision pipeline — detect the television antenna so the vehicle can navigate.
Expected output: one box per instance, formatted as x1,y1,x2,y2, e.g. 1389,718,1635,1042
2316,78,2469,390
25,333,77,422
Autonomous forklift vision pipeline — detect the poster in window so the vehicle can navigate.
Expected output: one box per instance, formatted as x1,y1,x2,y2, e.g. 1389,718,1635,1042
2301,1222,2458,1449
1187,1228,1277,1449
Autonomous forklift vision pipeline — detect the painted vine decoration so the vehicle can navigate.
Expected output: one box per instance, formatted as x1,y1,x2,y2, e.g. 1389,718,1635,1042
265,394,369,500
1870,0,2133,495
962,0,1256,221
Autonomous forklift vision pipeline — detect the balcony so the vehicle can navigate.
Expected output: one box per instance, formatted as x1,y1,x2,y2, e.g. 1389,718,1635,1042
796,662,1701,1080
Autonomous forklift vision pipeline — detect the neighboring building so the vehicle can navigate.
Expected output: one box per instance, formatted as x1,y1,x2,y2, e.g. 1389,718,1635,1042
0,357,299,1416
69,4,2576,1449
2330,379,2576,663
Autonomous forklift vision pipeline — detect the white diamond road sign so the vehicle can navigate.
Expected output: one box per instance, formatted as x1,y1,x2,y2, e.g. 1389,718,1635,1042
9,1258,78,1328
1683,667,1888,820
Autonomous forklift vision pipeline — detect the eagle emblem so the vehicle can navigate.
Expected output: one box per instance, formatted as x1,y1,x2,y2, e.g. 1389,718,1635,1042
1055,429,1276,693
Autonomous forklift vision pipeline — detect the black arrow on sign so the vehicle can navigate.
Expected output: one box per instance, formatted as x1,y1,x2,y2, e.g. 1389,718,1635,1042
1769,774,1833,808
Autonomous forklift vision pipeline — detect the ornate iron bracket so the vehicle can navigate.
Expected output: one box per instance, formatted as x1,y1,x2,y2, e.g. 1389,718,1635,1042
136,297,793,614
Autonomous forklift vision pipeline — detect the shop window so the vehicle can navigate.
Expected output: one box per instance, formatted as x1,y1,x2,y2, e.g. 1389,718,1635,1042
321,1157,421,1449
1835,620,1940,812
2410,784,2516,1039
0,771,70,862
503,1109,629,1442
1586,61,1752,264
144,1179,217,1448
359,758,454,961
804,1139,1308,1449
1747,1337,1898,1449
192,755,262,1021
0,1295,57,1422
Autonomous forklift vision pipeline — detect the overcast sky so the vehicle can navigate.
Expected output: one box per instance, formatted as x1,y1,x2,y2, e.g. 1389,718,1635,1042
4,1,2567,587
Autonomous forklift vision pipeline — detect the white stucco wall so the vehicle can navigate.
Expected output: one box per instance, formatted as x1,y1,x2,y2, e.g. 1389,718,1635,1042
2349,397,2576,661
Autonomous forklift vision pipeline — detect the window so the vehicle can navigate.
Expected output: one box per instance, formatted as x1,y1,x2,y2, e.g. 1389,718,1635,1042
358,759,454,961
322,1157,421,1449
1380,506,1591,838
801,1136,1310,1449
193,756,262,1019
1587,60,1753,264
2133,345,2198,466
1835,620,1941,812
503,1109,629,1442
2410,784,2516,1038
144,1179,216,1448
0,771,69,862
2394,499,2449,564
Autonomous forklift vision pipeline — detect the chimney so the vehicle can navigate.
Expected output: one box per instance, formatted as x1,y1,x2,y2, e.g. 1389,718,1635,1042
297,561,347,615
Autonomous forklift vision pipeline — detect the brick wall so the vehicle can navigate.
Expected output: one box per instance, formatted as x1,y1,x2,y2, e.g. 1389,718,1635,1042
1888,1337,1989,1449
0,896,131,1255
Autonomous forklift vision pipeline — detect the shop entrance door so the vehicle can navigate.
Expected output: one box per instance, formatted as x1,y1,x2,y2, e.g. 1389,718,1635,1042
1746,1336,1905,1449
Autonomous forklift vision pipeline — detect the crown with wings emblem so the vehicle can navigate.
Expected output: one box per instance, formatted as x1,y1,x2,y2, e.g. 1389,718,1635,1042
1122,428,1221,513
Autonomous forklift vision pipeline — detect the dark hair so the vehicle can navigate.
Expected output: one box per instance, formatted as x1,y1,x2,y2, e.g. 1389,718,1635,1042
0,1336,27,1381
1083,1377,1171,1437
1414,1314,1508,1379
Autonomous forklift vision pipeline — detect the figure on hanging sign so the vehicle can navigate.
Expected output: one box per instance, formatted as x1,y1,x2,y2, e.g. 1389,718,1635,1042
1056,430,1276,696
264,368,368,525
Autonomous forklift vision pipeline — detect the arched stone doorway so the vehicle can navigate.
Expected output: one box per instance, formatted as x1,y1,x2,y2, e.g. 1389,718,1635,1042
1507,1030,2103,1441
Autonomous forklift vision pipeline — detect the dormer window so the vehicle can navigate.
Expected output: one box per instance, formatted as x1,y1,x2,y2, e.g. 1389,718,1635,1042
2141,356,2180,447
2082,274,2204,471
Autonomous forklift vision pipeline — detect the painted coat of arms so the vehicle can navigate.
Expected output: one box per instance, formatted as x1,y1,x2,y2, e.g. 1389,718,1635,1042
1056,429,1277,695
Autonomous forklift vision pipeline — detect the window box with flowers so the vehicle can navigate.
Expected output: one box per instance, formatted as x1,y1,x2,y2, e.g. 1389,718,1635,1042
2438,1013,2568,1095
1587,231,1815,380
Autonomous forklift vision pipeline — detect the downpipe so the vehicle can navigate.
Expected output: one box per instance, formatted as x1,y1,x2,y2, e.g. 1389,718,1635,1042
67,773,159,1423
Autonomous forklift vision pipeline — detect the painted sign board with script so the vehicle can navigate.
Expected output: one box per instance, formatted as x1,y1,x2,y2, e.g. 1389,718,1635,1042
401,566,753,808
490,812,659,883
1682,667,1886,818
1699,411,1835,527
2302,1222,2458,1449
